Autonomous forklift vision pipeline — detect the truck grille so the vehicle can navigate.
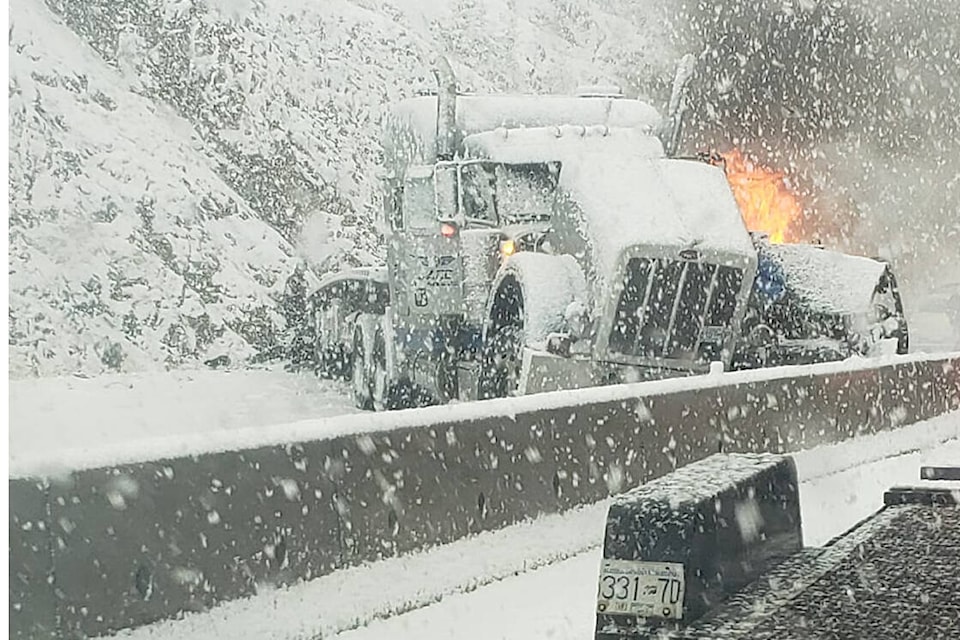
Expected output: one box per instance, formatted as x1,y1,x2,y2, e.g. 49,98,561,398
608,258,743,362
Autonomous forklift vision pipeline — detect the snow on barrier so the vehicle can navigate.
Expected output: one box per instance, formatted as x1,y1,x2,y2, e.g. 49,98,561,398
8,479,55,638
595,453,802,637
8,354,960,638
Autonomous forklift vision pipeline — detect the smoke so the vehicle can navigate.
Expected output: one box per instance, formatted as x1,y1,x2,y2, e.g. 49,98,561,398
669,0,960,292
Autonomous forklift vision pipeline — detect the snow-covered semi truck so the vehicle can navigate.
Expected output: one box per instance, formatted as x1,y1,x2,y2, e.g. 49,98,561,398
308,58,907,410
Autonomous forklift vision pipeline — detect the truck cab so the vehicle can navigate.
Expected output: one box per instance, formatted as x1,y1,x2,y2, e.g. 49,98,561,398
345,55,754,405
311,56,760,408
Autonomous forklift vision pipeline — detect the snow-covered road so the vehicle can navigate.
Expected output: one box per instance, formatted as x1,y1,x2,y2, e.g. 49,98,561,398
8,366,357,468
12,351,958,478
121,410,960,640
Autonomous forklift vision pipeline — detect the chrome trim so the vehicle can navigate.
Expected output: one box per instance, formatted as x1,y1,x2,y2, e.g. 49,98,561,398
594,245,758,370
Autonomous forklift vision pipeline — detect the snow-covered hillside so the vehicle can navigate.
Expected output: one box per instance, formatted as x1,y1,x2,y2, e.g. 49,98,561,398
8,1,304,376
8,0,959,378
8,0,676,377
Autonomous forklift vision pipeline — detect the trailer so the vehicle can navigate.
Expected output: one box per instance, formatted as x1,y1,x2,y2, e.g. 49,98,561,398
308,57,908,410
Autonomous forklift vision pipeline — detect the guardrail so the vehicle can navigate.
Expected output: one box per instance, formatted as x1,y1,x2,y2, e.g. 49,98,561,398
9,354,960,638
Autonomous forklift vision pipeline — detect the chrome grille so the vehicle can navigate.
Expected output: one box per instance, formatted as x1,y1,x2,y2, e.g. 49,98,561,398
608,258,743,361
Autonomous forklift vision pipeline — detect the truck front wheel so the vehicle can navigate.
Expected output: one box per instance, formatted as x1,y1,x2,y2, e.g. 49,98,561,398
480,321,523,399
371,330,392,411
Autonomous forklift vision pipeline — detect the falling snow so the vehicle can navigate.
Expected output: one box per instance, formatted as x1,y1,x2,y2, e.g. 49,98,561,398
7,1,960,640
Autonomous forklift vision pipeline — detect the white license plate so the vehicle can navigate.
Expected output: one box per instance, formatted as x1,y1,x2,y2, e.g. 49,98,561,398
596,559,685,619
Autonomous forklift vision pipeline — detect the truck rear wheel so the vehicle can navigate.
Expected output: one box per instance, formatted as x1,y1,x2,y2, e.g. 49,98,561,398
351,327,373,410
371,330,392,412
316,342,349,380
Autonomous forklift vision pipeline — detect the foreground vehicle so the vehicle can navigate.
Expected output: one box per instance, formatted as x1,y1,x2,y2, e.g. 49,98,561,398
596,454,958,639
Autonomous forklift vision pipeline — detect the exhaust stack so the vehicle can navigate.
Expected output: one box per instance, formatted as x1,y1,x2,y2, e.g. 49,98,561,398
433,55,458,161
658,54,697,157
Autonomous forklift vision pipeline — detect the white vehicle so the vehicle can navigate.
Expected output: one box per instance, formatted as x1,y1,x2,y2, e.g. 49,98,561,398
309,57,907,410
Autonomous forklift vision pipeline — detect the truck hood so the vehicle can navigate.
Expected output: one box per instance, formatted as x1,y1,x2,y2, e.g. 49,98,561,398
559,156,757,285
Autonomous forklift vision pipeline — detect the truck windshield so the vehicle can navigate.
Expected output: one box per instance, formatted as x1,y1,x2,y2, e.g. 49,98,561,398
459,162,558,226
495,163,556,224
461,163,498,225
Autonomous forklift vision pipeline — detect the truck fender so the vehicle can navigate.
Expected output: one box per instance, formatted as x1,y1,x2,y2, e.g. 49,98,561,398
484,253,588,349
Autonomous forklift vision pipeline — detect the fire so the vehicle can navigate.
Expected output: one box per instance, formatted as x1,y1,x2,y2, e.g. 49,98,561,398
719,149,802,244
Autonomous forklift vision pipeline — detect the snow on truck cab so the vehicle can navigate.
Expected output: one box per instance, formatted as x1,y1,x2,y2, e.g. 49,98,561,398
309,56,907,410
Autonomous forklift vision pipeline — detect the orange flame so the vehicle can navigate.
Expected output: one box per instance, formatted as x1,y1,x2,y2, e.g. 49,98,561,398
720,149,802,244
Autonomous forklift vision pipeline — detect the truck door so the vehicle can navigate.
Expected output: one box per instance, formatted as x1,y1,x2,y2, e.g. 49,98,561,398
387,164,465,319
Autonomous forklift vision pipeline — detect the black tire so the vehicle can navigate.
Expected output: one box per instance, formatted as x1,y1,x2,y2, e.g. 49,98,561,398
480,276,526,400
313,333,326,377
371,330,391,412
317,344,349,380
435,355,459,403
314,321,344,380
351,327,373,410
315,337,336,380
479,321,524,399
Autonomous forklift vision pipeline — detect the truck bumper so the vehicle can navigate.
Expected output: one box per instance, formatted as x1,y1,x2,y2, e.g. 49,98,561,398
520,350,704,395
519,349,599,395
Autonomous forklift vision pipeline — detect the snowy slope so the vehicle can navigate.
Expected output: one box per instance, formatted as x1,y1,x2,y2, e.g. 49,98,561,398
8,0,304,376
40,0,676,260
9,0,958,379
8,0,677,378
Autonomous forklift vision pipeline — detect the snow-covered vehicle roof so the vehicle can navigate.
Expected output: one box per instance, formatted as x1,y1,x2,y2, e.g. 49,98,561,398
760,243,887,315
559,155,757,284
383,94,662,168
461,125,665,164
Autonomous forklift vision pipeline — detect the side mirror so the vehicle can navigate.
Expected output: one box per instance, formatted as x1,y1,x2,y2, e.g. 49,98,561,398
435,163,459,220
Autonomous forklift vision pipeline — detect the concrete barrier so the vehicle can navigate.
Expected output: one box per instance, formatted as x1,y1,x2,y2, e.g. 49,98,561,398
832,367,883,437
44,444,342,638
9,354,960,638
596,453,802,637
9,478,55,640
